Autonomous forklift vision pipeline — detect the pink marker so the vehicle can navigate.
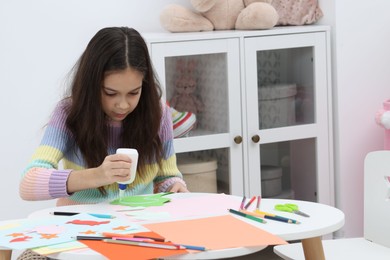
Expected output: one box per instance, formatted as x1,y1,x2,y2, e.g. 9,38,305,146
239,196,246,210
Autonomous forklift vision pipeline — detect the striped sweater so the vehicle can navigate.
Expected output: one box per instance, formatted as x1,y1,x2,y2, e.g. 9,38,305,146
20,99,185,206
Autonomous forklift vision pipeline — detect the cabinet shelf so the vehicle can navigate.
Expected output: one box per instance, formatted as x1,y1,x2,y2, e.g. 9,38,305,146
258,124,321,144
174,133,231,153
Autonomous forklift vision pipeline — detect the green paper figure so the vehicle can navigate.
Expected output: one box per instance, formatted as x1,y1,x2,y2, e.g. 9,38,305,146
110,193,171,207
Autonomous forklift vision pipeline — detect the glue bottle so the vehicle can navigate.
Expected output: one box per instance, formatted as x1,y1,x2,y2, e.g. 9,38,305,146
116,148,138,200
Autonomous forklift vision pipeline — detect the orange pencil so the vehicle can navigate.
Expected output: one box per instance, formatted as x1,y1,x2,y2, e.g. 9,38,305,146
102,232,165,242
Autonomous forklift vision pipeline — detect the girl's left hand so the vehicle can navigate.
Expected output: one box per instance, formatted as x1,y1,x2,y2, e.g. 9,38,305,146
168,182,189,193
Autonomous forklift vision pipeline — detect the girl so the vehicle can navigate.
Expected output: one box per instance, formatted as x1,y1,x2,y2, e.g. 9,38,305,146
20,27,188,206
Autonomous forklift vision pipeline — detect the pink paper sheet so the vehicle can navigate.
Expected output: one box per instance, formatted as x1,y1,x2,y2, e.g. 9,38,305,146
147,193,240,218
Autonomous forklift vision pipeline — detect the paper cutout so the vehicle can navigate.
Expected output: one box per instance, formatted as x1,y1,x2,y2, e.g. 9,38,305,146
110,193,171,207
145,215,287,250
33,241,87,255
147,193,240,218
10,236,32,243
80,231,187,260
66,220,110,226
0,222,20,230
0,213,148,250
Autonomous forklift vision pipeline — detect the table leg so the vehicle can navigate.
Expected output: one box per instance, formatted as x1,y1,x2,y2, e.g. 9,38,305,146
0,250,12,260
301,236,325,260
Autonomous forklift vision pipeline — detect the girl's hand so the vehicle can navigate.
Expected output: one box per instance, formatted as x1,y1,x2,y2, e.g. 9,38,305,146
96,154,133,186
168,182,190,193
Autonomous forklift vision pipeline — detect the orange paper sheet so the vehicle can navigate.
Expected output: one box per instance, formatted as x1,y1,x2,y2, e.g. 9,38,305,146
80,231,187,260
81,240,187,260
145,215,287,250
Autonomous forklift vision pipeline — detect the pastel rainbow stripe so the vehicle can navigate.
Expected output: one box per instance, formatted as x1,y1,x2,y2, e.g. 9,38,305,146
171,109,196,138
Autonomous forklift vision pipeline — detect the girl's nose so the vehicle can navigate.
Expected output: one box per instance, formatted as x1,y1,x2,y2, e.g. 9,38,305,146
117,98,130,110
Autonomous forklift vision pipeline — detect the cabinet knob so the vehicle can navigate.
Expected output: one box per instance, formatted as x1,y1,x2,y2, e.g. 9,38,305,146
251,135,260,143
234,136,243,144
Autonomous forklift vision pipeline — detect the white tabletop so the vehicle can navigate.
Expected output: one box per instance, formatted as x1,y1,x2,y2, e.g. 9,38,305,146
7,193,345,259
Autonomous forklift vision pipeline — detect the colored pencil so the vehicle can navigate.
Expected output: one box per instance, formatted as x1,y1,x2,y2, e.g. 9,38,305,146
112,237,153,242
253,210,300,224
256,195,261,210
103,238,184,250
244,196,256,210
102,232,166,242
99,232,205,251
133,234,165,242
112,237,206,251
76,235,155,242
239,196,246,210
177,244,207,251
75,236,105,241
228,208,266,224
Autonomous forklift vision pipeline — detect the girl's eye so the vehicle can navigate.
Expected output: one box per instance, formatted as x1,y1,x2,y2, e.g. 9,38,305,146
104,91,116,97
129,90,140,96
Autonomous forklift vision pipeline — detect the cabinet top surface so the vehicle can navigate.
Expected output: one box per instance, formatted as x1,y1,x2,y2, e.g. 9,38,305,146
142,25,330,42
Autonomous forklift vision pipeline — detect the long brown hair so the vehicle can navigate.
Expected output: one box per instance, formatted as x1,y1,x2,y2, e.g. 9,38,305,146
65,27,162,194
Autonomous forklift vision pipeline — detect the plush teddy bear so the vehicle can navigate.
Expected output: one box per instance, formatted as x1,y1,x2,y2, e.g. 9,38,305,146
375,99,390,150
160,0,279,32
170,59,204,114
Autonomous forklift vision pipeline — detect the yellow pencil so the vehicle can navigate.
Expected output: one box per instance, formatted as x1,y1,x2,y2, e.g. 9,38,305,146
245,210,300,224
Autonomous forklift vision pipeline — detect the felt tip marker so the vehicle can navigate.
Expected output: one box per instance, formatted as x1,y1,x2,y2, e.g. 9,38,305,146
239,196,246,210
51,212,116,219
244,196,256,210
256,195,261,210
75,236,106,241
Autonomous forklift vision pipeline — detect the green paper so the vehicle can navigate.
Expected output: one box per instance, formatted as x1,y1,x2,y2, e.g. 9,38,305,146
110,193,171,207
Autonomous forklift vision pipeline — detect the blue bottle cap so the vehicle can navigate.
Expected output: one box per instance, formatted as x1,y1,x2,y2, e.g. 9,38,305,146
118,183,127,190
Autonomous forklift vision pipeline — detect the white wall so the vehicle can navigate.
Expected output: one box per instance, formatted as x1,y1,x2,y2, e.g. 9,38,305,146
2,1,390,239
0,0,189,221
319,0,390,237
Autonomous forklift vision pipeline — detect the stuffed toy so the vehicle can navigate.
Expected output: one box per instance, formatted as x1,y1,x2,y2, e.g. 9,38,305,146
170,59,204,114
160,0,279,32
375,99,390,150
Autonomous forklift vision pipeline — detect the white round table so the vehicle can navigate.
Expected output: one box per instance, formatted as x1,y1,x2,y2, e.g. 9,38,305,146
3,193,344,260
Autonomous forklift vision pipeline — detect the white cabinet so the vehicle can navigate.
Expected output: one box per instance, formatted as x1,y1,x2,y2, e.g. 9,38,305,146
143,25,334,206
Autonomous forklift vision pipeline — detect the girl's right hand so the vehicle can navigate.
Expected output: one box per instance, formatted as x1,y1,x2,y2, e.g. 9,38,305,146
96,154,132,186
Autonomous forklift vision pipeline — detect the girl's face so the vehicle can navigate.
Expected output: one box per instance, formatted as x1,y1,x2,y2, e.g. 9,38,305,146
101,68,143,122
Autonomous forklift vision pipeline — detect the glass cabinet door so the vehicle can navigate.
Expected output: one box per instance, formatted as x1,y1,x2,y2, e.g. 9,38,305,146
244,32,332,204
148,37,244,195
